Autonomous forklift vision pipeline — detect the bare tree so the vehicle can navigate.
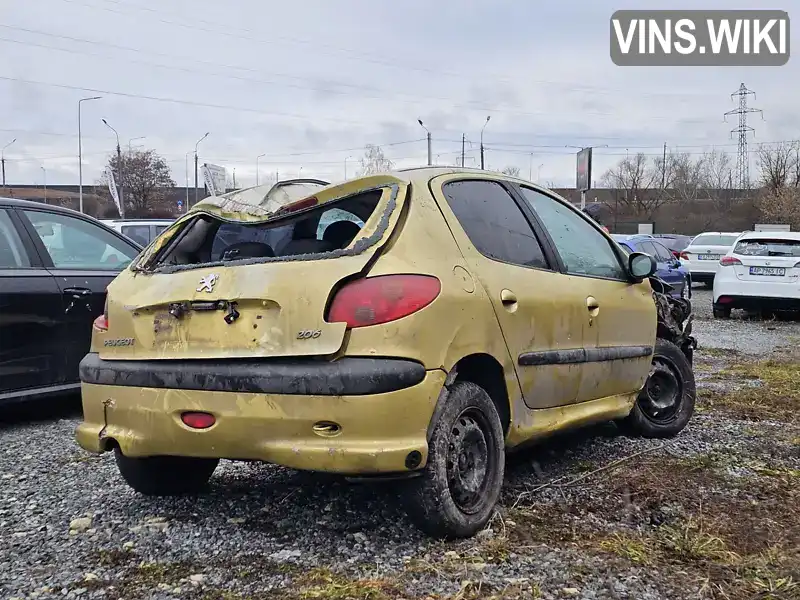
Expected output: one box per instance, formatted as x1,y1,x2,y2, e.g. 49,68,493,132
758,186,800,229
601,152,665,216
103,149,176,217
757,142,799,193
358,144,394,176
501,166,521,177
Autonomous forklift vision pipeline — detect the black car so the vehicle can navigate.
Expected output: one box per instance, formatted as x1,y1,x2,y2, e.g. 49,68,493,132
0,198,142,404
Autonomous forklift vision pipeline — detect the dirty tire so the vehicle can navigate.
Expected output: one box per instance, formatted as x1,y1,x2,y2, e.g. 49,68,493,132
114,449,218,496
621,338,696,439
403,381,505,539
712,305,731,319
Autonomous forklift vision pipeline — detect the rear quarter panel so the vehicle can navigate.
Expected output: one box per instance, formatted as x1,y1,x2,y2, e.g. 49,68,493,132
343,181,522,414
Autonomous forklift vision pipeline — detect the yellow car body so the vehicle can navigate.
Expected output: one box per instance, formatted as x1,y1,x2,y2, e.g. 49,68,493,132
76,167,663,538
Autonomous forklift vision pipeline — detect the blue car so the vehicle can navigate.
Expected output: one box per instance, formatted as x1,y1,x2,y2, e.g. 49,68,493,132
611,235,692,300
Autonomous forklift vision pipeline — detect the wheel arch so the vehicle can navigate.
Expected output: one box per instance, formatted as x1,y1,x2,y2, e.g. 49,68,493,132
426,352,513,442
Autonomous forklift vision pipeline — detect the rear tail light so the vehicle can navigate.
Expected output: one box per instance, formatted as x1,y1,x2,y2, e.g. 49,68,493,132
679,252,689,260
93,297,109,331
327,275,441,328
719,256,741,267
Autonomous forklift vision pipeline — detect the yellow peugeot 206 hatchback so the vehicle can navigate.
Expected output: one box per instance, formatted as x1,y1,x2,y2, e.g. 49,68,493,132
76,168,695,539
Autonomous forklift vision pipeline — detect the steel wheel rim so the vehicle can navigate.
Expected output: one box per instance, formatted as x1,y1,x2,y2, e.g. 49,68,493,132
638,356,683,424
446,409,492,514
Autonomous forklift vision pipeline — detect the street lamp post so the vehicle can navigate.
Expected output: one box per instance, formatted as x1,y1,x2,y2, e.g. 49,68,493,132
194,132,209,206
78,96,101,214
256,153,265,185
184,151,192,212
344,155,354,180
480,116,491,170
2,138,15,187
538,163,544,183
41,166,47,201
417,120,432,166
102,118,123,217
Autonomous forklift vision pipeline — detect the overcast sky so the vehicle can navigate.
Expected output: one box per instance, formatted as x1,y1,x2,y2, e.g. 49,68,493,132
1,0,797,195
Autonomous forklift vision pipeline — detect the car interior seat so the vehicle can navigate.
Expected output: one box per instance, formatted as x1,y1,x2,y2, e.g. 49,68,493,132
279,217,336,256
321,221,362,249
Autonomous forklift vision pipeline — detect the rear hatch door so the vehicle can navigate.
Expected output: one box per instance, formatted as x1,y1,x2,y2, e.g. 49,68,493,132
102,176,408,361
730,237,800,283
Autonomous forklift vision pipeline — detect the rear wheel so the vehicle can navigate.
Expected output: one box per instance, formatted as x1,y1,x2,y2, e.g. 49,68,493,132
114,449,218,496
712,305,731,319
403,381,505,539
621,339,695,438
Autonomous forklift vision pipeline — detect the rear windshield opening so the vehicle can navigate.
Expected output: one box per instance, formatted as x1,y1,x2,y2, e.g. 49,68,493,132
692,235,739,246
151,189,383,269
734,238,800,257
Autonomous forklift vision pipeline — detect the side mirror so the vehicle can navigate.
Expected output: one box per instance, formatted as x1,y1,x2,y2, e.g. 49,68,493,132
628,252,657,281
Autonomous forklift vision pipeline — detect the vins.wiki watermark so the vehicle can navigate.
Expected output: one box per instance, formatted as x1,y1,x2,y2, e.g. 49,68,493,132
610,10,789,66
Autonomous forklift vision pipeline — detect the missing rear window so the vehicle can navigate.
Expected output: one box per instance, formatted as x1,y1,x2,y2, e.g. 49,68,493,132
147,188,390,273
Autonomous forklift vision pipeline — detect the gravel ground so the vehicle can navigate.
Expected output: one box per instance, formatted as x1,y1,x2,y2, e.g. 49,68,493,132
1,294,798,600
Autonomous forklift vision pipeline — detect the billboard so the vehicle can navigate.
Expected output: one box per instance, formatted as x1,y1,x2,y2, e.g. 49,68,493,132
202,163,227,197
576,147,592,191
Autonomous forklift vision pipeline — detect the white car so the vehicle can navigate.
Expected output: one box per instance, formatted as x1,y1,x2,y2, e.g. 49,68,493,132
101,219,174,247
681,232,742,287
712,231,800,319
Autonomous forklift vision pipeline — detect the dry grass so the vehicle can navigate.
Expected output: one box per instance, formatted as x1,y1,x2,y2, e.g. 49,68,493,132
701,359,799,422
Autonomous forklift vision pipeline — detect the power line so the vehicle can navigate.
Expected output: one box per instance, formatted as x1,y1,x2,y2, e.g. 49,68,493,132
0,75,378,125
0,35,714,123
51,0,719,99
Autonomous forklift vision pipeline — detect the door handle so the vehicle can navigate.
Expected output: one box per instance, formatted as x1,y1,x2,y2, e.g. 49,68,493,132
500,289,517,304
586,296,600,316
63,287,93,314
64,287,92,297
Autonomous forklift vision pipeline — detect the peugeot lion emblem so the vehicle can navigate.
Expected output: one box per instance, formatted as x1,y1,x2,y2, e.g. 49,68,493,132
197,274,219,293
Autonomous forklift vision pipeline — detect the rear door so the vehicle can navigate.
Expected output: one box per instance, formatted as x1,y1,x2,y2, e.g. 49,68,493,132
516,186,656,404
18,208,140,383
0,208,66,397
431,175,584,409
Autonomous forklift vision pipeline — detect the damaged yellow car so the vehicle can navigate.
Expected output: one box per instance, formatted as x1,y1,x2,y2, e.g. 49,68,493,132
76,168,696,539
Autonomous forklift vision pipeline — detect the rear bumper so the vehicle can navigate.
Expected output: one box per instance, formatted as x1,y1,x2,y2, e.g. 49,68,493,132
713,276,800,310
76,358,446,475
79,353,426,396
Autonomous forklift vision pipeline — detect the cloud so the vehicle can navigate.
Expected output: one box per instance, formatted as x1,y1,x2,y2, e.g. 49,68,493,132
0,0,796,189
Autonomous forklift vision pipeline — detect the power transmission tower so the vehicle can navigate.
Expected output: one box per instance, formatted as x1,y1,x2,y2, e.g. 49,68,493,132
724,83,762,190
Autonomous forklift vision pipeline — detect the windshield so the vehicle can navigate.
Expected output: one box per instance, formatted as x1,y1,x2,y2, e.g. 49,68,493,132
734,238,800,257
692,234,739,246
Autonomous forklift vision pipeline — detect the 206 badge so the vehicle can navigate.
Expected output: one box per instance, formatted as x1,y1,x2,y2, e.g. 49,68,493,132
197,274,219,293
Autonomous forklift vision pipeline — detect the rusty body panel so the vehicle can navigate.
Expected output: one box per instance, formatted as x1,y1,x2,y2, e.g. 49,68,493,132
77,167,664,476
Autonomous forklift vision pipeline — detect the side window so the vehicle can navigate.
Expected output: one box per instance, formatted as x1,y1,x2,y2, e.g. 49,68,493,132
121,225,151,247
652,242,673,261
442,180,549,269
638,241,659,258
24,210,138,270
0,210,31,268
519,187,626,280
